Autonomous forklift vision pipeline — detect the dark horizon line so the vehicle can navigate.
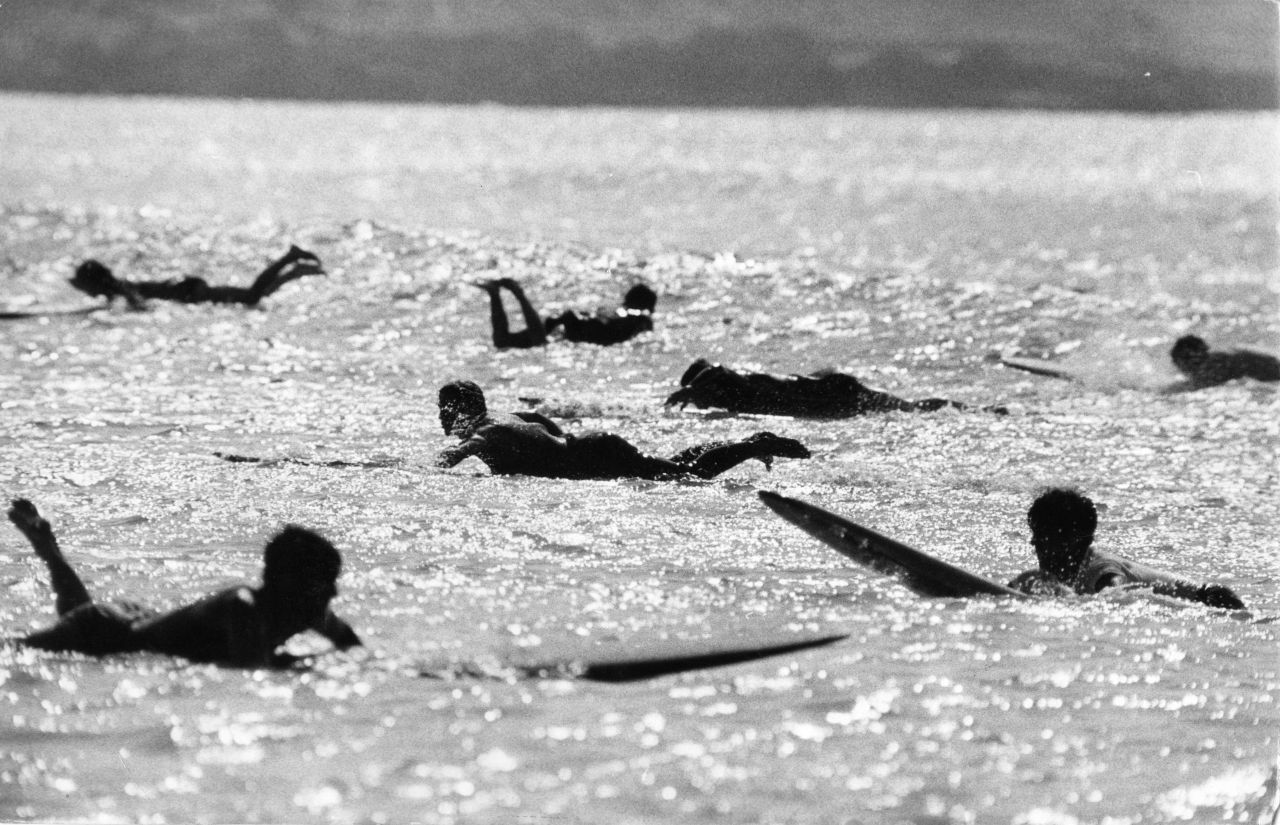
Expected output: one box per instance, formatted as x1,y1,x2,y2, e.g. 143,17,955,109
1,25,1275,112
3,86,1276,114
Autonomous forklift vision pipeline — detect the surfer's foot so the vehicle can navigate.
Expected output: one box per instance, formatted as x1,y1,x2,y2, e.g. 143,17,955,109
7,499,58,560
284,244,321,266
471,279,499,291
746,432,811,468
276,260,325,284
1196,584,1246,610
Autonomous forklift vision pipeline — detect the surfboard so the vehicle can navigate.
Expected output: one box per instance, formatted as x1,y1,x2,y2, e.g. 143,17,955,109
758,490,1026,599
999,357,1074,380
0,304,102,320
524,633,848,683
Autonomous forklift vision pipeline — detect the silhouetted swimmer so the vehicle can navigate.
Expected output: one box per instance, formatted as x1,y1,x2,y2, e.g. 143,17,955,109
8,499,361,667
1169,335,1279,390
69,245,324,308
667,359,1006,417
437,380,810,480
473,278,655,348
1007,488,1245,609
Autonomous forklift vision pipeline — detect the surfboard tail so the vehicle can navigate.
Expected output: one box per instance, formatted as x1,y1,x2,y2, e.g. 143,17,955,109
759,490,1026,599
567,633,848,683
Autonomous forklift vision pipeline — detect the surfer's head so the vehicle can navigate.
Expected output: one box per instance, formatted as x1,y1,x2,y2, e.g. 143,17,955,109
623,284,657,313
438,380,487,435
1170,335,1209,374
1027,488,1097,580
69,260,119,297
261,525,342,625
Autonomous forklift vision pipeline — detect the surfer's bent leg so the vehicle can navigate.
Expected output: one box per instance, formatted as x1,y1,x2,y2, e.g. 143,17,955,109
501,280,548,347
476,281,520,348
22,602,147,655
8,499,93,616
675,432,811,479
253,246,325,301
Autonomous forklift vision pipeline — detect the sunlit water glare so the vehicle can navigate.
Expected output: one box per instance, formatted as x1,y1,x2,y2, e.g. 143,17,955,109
0,98,1276,823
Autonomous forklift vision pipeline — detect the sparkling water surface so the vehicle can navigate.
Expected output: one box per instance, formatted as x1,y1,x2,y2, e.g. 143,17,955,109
0,96,1276,824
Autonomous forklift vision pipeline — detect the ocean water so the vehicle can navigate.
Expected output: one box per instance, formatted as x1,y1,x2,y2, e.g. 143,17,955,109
0,96,1277,824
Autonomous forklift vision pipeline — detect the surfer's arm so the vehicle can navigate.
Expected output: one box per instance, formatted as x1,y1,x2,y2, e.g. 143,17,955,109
1146,580,1245,610
316,609,362,650
512,411,564,436
436,437,484,468
1095,570,1246,610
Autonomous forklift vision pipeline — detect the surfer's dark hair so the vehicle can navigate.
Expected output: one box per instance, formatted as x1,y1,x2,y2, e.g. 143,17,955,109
438,380,487,414
1170,335,1209,362
1027,488,1097,542
70,260,119,296
262,525,341,590
623,284,657,312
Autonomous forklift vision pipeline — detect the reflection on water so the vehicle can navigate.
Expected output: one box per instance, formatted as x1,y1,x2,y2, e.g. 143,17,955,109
0,109,1277,824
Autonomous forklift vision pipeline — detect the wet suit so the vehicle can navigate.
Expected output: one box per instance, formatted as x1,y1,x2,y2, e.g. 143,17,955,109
667,359,1005,417
69,245,324,308
9,499,360,667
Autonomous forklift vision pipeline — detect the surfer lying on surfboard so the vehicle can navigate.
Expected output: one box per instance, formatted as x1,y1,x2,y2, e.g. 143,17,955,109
8,498,362,667
68,245,324,308
474,278,655,349
1168,335,1279,390
437,380,811,480
1008,488,1245,608
9,498,843,679
759,489,1245,609
666,359,1006,417
1000,335,1279,391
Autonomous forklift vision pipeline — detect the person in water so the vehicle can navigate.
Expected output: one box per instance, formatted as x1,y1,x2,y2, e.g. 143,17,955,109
69,245,324,308
8,499,361,667
473,277,655,348
666,359,1006,417
436,380,810,480
1168,335,1279,389
1007,488,1245,609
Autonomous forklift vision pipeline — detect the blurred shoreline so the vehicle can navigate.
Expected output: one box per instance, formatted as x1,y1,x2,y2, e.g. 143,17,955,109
2,1,1276,110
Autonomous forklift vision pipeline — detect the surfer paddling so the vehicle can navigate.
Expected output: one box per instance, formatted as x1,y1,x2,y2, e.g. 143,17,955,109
667,359,1006,417
474,278,655,348
1008,488,1245,609
8,499,361,666
1168,335,1279,390
69,245,324,308
437,380,810,480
